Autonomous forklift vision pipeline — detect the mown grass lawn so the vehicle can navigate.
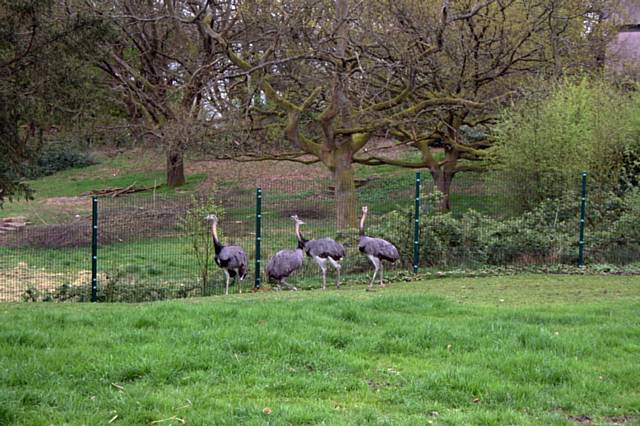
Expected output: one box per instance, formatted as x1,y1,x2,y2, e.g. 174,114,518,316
1,275,639,425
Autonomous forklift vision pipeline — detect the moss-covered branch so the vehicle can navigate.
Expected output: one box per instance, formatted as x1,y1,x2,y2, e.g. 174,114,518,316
215,152,321,165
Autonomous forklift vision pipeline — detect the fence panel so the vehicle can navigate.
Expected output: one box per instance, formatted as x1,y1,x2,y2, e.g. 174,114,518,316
0,206,92,302
419,170,588,269
96,187,256,301
2,168,639,303
257,170,416,290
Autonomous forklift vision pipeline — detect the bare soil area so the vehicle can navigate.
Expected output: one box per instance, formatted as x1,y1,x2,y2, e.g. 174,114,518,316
187,158,330,192
0,262,102,302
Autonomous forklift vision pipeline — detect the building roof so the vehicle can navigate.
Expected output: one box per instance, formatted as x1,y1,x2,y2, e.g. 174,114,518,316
617,0,640,26
608,0,640,78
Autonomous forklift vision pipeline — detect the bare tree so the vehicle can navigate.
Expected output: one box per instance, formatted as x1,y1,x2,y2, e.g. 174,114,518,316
208,0,486,227
88,0,236,187
353,0,609,210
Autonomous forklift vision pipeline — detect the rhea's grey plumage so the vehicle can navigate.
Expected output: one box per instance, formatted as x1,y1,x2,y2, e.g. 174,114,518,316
291,214,345,290
304,238,346,260
358,206,399,289
265,218,305,291
266,247,304,291
206,214,248,295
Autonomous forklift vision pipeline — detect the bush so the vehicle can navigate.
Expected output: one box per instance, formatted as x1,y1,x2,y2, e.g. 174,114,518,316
491,78,640,211
370,190,640,269
589,189,640,264
23,144,95,178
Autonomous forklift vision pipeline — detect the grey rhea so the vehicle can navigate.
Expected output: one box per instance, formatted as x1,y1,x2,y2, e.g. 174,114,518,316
291,215,345,290
206,214,248,295
265,218,305,291
358,206,400,289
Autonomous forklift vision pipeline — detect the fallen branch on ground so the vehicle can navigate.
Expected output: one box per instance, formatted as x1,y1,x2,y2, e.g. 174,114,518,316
81,183,160,198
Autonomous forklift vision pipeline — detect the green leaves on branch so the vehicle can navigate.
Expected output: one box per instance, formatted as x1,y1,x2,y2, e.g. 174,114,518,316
491,78,640,211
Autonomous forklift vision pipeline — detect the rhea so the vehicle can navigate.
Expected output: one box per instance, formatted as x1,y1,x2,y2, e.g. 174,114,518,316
291,214,345,290
206,214,248,295
265,217,305,291
358,206,400,290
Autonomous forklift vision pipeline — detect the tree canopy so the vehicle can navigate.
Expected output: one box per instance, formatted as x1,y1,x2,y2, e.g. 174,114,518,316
212,0,610,221
491,77,640,210
0,0,626,224
0,0,110,206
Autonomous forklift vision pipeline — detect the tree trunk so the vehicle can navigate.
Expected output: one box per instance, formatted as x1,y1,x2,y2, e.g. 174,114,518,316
166,149,186,188
332,147,358,230
430,167,455,211
428,144,460,211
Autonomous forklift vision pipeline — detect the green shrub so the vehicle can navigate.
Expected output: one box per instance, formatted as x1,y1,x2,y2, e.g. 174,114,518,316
491,78,640,211
371,189,640,269
24,144,95,178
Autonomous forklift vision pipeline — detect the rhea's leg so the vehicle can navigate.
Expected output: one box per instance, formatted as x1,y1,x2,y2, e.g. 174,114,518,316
321,267,327,290
367,255,380,290
224,269,230,295
282,279,298,291
379,262,385,288
314,257,328,290
236,269,242,294
328,257,342,288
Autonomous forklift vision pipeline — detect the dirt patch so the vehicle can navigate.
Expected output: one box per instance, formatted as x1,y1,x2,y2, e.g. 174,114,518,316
568,415,592,424
0,262,104,302
279,206,332,220
0,220,93,249
45,196,91,207
187,138,413,192
188,158,330,192
605,416,634,424
0,200,190,249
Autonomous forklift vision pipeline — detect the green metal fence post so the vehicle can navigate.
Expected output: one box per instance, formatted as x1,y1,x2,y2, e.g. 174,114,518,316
413,172,421,273
578,172,587,267
254,188,262,289
91,196,98,302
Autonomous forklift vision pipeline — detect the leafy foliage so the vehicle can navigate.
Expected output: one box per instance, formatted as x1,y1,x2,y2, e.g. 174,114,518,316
0,0,110,205
491,78,640,211
0,101,35,205
22,144,96,179
371,189,640,269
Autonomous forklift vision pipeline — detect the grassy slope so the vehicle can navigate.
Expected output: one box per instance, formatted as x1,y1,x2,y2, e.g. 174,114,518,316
0,152,207,222
1,275,639,425
2,148,486,223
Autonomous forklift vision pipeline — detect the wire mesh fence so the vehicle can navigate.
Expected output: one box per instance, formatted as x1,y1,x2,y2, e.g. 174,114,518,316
0,207,93,302
1,169,638,302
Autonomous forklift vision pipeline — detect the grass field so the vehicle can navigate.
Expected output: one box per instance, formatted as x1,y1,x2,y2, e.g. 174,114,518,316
1,275,639,425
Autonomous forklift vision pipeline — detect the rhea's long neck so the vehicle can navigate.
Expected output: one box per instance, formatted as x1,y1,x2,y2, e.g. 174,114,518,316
359,211,367,236
294,222,307,245
211,221,223,253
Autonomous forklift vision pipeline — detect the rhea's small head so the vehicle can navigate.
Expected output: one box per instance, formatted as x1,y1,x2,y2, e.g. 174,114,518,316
362,206,368,214
290,214,305,225
206,214,218,223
